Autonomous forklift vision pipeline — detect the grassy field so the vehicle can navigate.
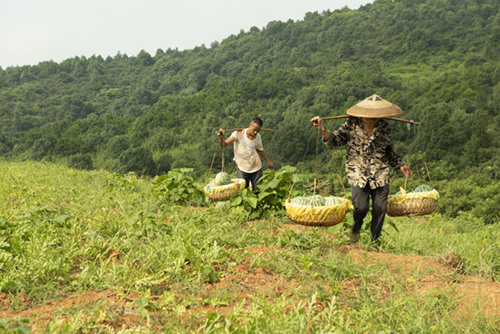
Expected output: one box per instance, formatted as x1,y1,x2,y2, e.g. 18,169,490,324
0,161,499,333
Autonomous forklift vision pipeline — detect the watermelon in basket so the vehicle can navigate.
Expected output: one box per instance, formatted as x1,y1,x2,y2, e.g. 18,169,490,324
308,195,326,206
285,195,352,227
325,197,342,206
215,172,232,186
204,177,246,202
387,186,439,217
291,196,309,205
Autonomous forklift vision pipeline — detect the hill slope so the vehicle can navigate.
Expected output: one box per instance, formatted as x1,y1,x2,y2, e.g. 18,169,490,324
1,0,499,169
1,0,500,225
0,160,499,332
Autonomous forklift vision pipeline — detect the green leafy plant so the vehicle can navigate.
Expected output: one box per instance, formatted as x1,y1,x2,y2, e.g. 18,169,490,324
151,168,204,205
104,172,140,189
229,166,308,219
0,317,31,334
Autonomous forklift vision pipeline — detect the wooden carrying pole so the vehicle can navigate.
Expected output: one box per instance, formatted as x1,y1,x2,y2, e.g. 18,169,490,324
314,115,420,125
215,128,275,134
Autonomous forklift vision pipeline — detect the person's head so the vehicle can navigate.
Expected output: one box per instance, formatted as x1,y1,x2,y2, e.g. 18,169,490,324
361,117,380,126
247,118,263,139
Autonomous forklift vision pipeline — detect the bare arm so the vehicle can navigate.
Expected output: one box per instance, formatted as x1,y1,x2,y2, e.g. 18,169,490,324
217,129,236,148
256,149,274,170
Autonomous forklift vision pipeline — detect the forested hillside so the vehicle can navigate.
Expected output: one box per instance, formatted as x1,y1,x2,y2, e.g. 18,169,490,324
1,0,499,221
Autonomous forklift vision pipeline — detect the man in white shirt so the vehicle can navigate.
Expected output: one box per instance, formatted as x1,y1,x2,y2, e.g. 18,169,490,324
217,118,274,191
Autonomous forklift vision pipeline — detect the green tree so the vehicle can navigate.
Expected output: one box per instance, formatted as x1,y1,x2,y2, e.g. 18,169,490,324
113,147,156,176
107,135,130,159
68,153,93,170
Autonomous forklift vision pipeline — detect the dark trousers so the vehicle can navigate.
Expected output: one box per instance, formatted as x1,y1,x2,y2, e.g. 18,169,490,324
351,184,390,241
236,168,262,191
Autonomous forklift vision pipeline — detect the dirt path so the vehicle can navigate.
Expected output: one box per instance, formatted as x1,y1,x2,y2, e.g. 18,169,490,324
2,244,499,332
341,245,500,318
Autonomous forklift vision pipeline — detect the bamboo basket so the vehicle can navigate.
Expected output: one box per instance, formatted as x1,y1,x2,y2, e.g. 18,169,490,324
204,178,246,202
285,197,352,227
386,198,438,217
386,190,439,217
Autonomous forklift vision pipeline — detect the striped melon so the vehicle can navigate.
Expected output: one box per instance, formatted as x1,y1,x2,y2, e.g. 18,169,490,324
309,195,326,206
325,197,342,206
215,172,232,186
413,184,433,193
291,196,308,205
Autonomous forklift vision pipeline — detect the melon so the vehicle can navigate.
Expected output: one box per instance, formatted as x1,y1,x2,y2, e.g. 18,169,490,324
413,184,433,193
215,172,232,186
309,195,326,206
291,196,308,205
216,201,228,209
206,180,217,192
325,197,342,206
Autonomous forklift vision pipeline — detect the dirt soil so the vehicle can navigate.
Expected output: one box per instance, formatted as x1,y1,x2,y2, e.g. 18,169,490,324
2,244,499,332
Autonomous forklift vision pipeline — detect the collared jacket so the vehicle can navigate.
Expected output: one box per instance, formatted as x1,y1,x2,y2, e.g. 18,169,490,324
323,117,405,189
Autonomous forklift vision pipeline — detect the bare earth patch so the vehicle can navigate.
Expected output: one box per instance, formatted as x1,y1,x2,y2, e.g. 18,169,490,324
2,243,499,332
341,245,500,318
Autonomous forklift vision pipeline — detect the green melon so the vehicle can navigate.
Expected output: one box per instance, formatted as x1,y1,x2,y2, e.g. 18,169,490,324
216,201,228,209
215,172,232,186
291,196,308,205
325,197,342,206
413,184,433,193
309,195,326,206
206,180,217,192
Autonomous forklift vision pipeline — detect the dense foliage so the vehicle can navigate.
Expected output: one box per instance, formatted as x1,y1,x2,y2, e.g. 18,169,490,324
1,0,500,223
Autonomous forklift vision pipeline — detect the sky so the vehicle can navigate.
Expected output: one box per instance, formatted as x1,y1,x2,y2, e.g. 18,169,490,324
1,0,372,69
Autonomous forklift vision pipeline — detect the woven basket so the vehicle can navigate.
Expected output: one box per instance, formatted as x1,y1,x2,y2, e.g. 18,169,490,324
285,197,351,227
204,178,246,202
386,197,438,217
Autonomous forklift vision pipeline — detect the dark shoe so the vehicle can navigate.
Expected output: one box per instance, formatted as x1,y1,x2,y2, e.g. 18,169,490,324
349,230,359,243
368,239,381,252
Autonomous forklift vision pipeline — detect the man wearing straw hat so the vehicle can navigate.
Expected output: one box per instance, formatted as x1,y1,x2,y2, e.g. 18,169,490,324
217,118,274,191
312,95,412,244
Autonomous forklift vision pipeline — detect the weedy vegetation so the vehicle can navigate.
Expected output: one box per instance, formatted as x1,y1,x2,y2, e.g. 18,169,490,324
0,161,499,333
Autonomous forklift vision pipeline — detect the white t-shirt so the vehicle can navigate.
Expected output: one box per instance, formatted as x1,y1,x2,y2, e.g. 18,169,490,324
231,129,264,173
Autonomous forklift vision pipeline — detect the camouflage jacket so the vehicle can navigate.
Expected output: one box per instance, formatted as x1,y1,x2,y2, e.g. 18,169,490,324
323,117,405,189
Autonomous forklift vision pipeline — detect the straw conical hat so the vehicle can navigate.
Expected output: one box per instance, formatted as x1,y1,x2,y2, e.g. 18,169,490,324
346,95,402,118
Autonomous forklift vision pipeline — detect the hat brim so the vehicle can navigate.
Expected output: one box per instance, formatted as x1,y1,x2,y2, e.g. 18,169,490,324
346,104,402,118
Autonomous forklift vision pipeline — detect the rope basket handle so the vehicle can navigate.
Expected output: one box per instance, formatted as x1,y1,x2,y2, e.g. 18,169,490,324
311,178,317,208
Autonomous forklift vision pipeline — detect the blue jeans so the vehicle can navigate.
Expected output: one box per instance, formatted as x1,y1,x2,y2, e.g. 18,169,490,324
236,168,262,191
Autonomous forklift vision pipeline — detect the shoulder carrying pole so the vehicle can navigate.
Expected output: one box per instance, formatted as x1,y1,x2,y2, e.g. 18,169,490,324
315,115,420,125
215,128,275,134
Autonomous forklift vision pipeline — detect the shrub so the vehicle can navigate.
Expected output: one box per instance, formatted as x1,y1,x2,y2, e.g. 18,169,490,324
155,153,173,175
113,147,156,176
151,168,204,205
107,135,130,159
68,153,93,170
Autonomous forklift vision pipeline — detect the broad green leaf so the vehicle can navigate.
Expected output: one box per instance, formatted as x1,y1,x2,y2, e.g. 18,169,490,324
293,174,309,183
245,196,258,209
230,196,243,205
134,297,150,308
54,215,70,224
